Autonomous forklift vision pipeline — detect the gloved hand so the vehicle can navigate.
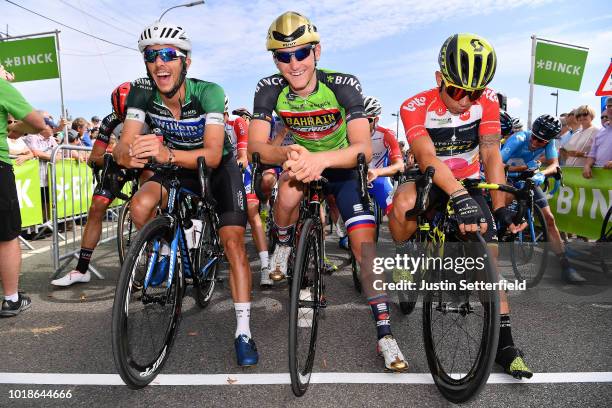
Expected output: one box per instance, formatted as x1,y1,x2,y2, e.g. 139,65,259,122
531,172,545,186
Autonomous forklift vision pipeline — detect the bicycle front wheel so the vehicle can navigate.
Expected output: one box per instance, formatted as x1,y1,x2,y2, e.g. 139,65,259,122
111,216,183,389
288,218,323,397
510,205,549,288
422,233,500,403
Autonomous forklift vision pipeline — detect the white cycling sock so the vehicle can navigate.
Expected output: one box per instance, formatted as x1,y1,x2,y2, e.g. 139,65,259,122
259,251,269,269
234,302,251,338
5,293,18,302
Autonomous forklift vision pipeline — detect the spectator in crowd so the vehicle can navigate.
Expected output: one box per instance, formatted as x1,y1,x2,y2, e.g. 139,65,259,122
71,117,93,147
560,105,599,167
583,97,612,178
64,129,89,162
1,72,51,317
601,111,609,128
90,116,101,140
6,114,34,165
23,120,59,222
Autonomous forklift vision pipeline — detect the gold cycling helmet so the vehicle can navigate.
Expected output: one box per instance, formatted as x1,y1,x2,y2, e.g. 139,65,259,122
266,11,320,51
438,33,497,91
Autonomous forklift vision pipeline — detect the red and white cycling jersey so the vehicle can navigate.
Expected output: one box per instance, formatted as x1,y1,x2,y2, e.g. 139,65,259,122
225,116,248,156
400,87,501,179
370,125,402,169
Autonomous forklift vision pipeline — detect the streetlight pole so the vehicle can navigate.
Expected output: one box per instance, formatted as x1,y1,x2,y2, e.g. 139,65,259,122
550,90,559,117
391,111,400,140
159,1,205,21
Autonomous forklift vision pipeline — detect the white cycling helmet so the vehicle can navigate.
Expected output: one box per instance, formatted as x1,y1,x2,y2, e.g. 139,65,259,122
138,21,192,55
364,96,382,117
224,96,229,113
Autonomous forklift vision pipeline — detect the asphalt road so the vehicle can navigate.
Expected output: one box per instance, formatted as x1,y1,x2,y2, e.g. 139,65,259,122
1,224,611,407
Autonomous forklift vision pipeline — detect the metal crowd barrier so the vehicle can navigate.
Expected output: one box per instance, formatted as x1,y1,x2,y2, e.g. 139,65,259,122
48,144,122,280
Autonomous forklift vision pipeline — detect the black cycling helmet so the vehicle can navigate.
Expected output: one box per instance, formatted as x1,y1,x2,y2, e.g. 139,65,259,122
500,110,514,136
531,114,561,142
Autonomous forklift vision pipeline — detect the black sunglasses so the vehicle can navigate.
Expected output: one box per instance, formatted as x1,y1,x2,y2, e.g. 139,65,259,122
273,44,315,64
143,47,186,63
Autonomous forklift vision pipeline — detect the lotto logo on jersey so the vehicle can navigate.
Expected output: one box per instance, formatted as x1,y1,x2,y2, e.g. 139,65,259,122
281,109,343,138
402,96,426,112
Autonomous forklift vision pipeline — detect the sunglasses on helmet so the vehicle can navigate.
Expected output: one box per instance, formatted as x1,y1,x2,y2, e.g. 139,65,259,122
143,47,186,63
442,78,485,102
273,44,315,64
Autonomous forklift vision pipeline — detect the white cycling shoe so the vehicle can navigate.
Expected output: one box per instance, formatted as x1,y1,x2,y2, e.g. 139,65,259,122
269,244,291,281
377,335,409,372
260,266,273,288
50,270,91,287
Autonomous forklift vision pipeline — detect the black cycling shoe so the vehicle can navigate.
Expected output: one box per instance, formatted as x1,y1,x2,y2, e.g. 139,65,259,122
495,346,533,379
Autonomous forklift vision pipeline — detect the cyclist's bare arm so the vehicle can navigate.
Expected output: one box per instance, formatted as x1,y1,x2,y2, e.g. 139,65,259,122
248,119,291,164
374,157,405,178
479,133,506,210
411,135,463,194
539,157,560,176
88,142,108,168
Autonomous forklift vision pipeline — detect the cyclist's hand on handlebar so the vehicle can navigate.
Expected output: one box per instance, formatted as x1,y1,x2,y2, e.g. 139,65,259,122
494,207,527,234
450,193,488,235
237,156,248,171
530,172,545,186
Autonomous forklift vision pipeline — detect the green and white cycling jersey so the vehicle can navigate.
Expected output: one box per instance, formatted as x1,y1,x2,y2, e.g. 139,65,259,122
125,77,232,155
253,69,367,152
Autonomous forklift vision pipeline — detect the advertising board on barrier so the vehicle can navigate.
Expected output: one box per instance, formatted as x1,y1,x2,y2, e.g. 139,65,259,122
548,167,611,239
12,158,43,227
48,159,96,219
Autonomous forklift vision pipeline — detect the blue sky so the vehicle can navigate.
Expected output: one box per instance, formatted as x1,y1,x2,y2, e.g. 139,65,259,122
3,0,611,143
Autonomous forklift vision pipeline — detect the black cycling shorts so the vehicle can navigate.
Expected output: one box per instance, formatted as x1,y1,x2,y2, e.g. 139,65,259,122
0,162,22,241
93,161,131,203
147,154,247,228
427,184,498,243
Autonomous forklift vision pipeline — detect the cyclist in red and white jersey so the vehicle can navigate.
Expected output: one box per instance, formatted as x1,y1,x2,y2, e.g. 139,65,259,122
391,33,532,379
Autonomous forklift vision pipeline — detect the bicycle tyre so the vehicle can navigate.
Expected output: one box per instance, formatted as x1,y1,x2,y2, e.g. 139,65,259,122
288,218,322,397
117,201,135,266
193,212,219,308
510,205,549,288
350,251,362,293
422,233,500,403
111,216,183,389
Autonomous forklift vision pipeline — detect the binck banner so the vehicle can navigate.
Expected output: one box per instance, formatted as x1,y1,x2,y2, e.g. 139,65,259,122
533,39,588,91
0,36,59,82
12,159,43,227
548,167,611,239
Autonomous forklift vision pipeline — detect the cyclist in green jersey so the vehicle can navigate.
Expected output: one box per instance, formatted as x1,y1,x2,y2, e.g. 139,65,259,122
114,21,258,367
248,11,408,372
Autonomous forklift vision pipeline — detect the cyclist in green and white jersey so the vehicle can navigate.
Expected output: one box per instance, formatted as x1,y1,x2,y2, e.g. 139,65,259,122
113,21,258,367
248,11,408,372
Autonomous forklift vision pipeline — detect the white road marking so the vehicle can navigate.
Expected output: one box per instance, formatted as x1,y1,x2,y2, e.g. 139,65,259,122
1,372,611,386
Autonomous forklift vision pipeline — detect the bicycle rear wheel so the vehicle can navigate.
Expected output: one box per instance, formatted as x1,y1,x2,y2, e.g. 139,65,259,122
117,201,135,266
111,217,183,389
193,213,219,308
422,233,500,403
288,218,323,396
510,205,549,287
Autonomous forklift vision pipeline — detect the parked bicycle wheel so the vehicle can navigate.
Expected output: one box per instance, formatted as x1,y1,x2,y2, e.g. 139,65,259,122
111,217,183,389
192,213,219,308
510,205,549,287
288,218,323,397
422,233,500,403
117,201,135,265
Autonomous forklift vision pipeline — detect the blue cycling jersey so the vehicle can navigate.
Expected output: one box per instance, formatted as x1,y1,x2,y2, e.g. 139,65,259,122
500,130,557,169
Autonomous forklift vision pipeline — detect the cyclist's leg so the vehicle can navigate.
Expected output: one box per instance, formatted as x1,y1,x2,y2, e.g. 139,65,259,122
534,186,584,282
470,190,532,378
211,157,258,365
52,179,115,286
129,179,169,230
244,164,270,285
261,169,278,202
328,169,407,371
388,182,418,243
269,171,304,280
